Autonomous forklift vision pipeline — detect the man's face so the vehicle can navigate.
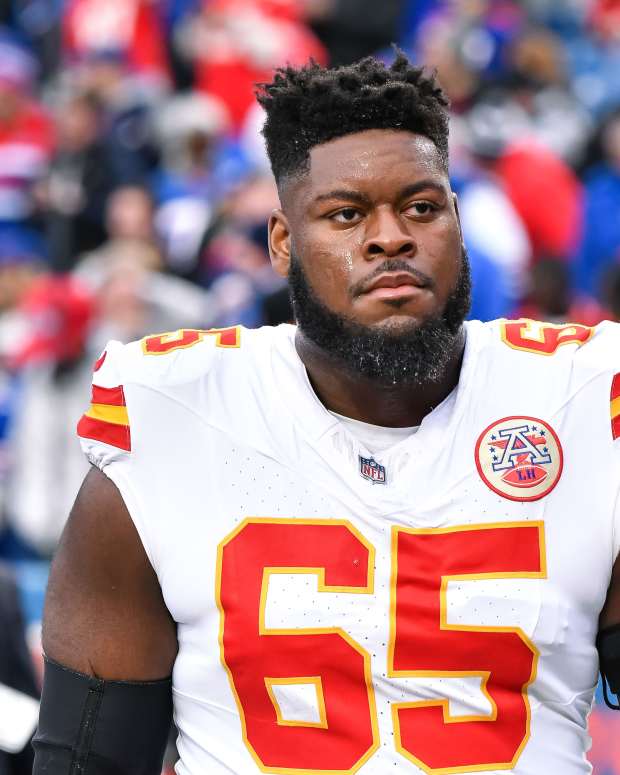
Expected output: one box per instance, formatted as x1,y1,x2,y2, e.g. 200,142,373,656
270,129,464,335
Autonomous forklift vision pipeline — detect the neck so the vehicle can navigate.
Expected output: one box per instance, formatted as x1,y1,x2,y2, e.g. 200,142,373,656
295,327,466,428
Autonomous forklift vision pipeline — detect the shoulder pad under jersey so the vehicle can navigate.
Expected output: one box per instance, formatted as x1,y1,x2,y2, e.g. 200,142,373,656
77,326,244,459
481,318,620,441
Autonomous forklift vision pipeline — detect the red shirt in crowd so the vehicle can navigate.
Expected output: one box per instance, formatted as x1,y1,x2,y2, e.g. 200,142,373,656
0,98,55,220
63,0,170,82
195,0,327,130
495,142,583,262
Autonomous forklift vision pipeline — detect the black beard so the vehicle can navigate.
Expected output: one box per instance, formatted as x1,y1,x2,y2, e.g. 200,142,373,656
288,249,472,387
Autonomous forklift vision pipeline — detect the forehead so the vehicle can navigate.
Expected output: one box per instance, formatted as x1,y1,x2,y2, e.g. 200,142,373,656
290,129,447,205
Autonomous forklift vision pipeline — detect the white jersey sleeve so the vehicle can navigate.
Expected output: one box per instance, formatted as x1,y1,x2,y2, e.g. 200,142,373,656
78,340,131,471
76,328,233,567
76,337,155,564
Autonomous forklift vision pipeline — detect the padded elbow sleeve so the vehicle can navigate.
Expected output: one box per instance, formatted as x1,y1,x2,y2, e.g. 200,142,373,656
33,656,173,774
597,623,620,710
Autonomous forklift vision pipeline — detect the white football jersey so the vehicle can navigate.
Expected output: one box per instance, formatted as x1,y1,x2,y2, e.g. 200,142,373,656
77,319,620,775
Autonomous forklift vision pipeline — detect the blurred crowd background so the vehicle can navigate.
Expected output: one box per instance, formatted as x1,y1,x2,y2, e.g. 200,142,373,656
0,0,620,772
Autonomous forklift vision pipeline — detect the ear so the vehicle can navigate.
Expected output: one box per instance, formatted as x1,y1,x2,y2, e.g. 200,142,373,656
452,192,465,249
269,209,291,278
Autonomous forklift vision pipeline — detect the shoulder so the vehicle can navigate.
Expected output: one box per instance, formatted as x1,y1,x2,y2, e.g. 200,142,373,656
469,317,618,368
77,325,293,456
469,317,620,423
467,317,620,391
106,326,243,390
94,325,290,391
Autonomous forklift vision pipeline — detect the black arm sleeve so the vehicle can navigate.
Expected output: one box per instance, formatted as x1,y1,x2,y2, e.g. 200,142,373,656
33,657,173,774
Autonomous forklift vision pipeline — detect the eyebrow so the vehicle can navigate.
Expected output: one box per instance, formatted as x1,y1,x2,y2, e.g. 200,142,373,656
398,180,447,200
312,179,446,206
312,189,372,207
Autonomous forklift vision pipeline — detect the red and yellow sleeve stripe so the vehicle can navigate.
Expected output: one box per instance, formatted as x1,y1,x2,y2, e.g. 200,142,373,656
611,374,620,441
77,385,131,451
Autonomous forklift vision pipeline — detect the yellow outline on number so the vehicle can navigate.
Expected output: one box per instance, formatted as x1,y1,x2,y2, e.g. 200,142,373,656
388,521,547,775
215,517,380,775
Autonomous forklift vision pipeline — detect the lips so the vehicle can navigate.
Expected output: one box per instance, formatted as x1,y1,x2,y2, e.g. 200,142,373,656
362,272,427,294
358,271,428,301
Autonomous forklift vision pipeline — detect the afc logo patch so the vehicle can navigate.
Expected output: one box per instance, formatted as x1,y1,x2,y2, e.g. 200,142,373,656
359,455,387,485
475,416,563,502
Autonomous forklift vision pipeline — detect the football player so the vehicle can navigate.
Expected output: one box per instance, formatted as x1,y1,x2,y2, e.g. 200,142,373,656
34,53,620,774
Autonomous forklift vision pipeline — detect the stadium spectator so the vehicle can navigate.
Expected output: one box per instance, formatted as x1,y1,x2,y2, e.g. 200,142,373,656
4,258,212,557
451,166,530,309
589,0,620,42
500,25,593,165
74,185,215,346
86,246,216,351
0,226,49,354
576,108,620,297
601,263,620,322
483,139,583,262
42,91,116,270
74,185,162,287
0,228,51,553
61,51,163,187
198,173,284,325
62,0,170,87
2,273,94,556
406,9,482,111
516,257,608,326
152,92,232,276
0,32,54,226
308,0,404,67
184,0,327,129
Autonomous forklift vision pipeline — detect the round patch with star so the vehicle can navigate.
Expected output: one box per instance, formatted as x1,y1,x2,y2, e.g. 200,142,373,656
475,416,563,502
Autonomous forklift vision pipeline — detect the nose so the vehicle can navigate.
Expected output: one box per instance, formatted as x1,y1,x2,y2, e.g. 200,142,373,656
362,207,415,260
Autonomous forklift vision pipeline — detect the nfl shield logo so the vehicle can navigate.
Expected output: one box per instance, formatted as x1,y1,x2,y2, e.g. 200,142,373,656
359,455,387,485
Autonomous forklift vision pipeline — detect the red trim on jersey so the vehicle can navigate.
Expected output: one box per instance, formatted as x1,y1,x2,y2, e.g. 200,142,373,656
611,374,620,440
91,384,126,407
93,351,107,372
77,414,131,451
217,326,240,347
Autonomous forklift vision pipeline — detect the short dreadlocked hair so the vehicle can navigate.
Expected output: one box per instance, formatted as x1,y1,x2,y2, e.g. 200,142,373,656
257,52,450,186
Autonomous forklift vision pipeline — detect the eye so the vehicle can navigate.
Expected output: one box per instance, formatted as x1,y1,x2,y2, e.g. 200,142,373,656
405,201,437,217
331,208,362,224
